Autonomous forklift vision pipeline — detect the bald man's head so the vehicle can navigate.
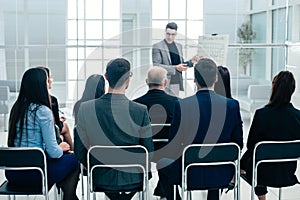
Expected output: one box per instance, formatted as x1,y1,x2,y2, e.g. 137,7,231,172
146,66,168,89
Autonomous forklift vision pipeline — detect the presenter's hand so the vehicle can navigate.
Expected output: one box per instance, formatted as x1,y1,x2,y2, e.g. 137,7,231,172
192,54,202,64
176,64,188,72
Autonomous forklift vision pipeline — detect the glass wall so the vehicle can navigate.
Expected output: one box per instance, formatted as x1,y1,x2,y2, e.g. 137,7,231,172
0,0,299,120
67,0,204,101
0,0,67,102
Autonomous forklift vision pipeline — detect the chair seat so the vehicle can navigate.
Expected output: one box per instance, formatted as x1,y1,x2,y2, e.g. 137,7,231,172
187,183,232,191
240,173,248,182
93,183,143,193
0,180,43,195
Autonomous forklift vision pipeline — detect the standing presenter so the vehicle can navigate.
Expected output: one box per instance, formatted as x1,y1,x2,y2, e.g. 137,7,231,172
152,22,199,96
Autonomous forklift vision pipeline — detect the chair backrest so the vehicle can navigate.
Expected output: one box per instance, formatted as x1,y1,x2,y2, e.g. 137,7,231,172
0,147,48,194
88,145,148,167
151,123,171,140
183,143,240,167
182,143,240,198
251,140,300,200
254,140,300,163
0,86,9,101
151,123,170,142
247,84,271,101
87,145,149,192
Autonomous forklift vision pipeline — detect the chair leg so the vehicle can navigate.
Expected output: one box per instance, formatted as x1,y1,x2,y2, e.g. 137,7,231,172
93,192,96,200
80,164,85,199
104,194,110,200
55,184,63,200
279,188,282,200
187,191,191,200
181,185,185,200
4,114,7,132
54,185,58,200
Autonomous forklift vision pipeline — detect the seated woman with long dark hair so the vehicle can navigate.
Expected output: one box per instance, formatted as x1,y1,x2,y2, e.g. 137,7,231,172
73,74,105,124
6,68,80,200
241,71,300,200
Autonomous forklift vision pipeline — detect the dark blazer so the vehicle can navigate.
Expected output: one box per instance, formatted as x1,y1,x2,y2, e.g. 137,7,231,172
134,89,179,161
152,40,184,90
241,103,300,187
165,89,243,189
74,93,154,188
134,89,179,139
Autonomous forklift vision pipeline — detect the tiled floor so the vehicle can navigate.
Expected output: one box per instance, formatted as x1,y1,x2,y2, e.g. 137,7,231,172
1,111,300,200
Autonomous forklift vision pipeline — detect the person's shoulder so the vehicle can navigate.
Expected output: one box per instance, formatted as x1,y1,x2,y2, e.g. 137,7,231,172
175,41,183,47
178,94,196,104
153,40,164,46
34,104,53,118
130,100,148,110
211,93,239,108
224,96,241,109
164,92,180,101
51,95,58,102
36,104,51,112
78,98,98,111
133,93,147,103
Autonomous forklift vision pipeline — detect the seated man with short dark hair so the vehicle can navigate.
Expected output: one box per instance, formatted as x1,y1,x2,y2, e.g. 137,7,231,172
155,58,243,200
75,58,154,200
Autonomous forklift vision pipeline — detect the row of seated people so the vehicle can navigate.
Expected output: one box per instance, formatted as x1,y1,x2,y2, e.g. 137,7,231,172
4,57,300,200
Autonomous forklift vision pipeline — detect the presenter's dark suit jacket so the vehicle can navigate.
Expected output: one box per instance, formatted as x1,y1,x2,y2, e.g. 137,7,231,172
74,93,154,189
241,103,300,187
152,40,184,90
164,89,243,189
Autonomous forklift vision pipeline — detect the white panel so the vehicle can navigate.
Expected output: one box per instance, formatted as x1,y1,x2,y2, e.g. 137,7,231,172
0,11,6,79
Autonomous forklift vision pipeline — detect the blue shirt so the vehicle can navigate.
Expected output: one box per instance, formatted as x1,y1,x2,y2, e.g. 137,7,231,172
14,103,63,158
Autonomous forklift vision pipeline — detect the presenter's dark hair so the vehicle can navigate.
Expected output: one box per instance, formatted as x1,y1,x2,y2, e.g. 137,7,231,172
194,58,217,87
8,68,51,147
106,58,131,89
166,22,178,31
267,70,295,108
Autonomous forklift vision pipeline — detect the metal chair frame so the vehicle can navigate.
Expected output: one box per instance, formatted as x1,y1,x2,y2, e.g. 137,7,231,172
151,123,171,144
251,140,300,200
87,145,149,200
182,143,241,200
0,147,49,200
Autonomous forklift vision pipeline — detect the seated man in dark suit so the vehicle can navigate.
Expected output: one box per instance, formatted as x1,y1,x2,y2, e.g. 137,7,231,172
74,58,154,200
155,58,244,200
134,66,179,158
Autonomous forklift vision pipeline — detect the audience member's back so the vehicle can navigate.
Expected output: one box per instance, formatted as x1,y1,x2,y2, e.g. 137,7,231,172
134,66,179,140
74,58,153,200
73,74,105,124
